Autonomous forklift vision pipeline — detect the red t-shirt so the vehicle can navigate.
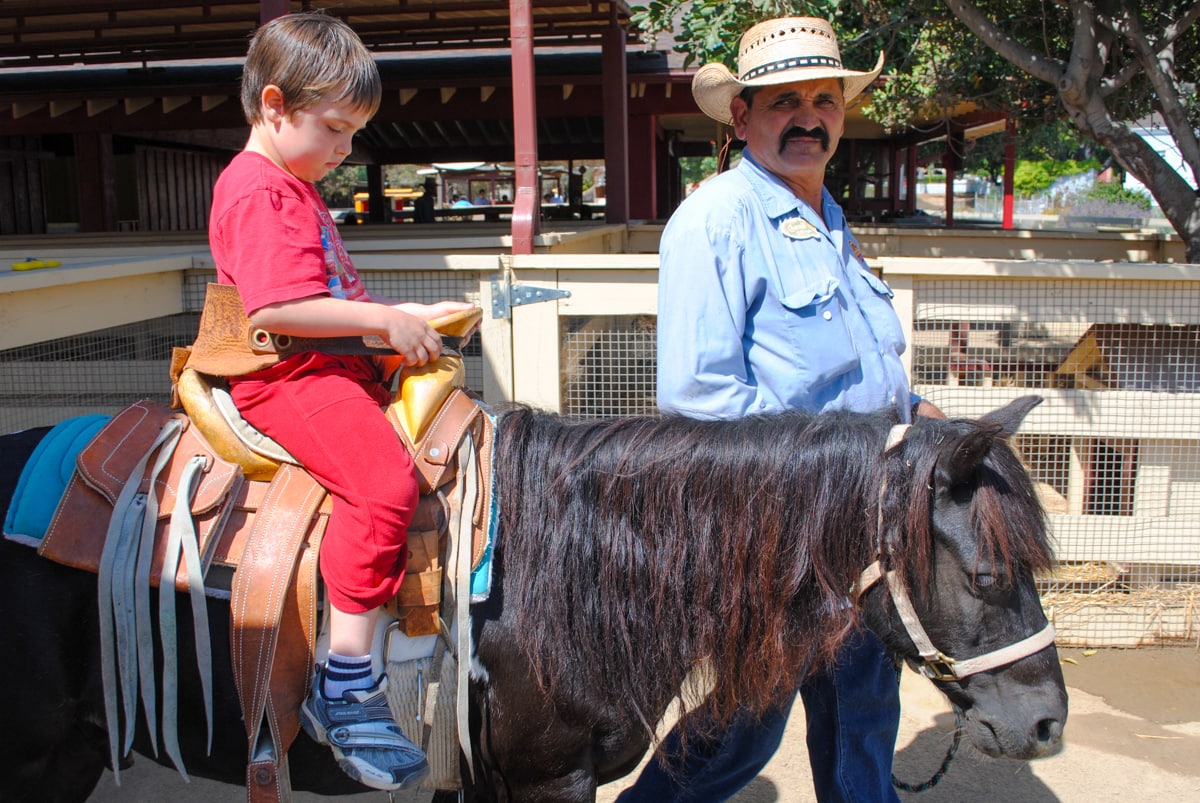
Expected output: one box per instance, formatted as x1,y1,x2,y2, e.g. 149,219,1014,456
209,150,369,314
208,150,386,401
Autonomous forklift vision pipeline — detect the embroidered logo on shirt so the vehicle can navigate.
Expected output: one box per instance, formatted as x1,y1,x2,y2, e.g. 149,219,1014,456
780,217,820,240
850,240,864,260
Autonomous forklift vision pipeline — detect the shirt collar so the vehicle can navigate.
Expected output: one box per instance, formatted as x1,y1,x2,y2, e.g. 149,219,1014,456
738,150,842,234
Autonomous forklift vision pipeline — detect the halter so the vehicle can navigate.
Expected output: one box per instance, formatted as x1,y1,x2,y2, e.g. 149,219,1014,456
852,424,1056,682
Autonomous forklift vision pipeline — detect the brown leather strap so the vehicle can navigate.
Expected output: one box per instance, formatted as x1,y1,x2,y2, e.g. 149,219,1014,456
230,463,327,803
251,329,464,359
186,283,464,379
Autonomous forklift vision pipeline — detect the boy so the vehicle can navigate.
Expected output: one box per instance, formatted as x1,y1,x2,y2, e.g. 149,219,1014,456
208,11,474,790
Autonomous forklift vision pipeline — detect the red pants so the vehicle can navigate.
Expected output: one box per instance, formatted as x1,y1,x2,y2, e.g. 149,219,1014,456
230,353,417,614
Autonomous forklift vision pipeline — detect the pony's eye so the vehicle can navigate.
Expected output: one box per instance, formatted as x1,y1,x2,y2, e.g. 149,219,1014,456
973,572,1009,592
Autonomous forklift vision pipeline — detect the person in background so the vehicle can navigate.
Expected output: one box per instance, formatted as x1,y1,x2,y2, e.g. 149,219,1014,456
207,11,474,791
618,17,943,803
413,179,436,223
474,189,491,205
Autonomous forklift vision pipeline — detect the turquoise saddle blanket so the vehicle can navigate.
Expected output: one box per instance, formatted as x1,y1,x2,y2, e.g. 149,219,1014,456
3,415,110,546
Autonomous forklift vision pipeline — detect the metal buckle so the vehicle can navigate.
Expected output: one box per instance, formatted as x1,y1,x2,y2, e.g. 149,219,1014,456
920,654,960,681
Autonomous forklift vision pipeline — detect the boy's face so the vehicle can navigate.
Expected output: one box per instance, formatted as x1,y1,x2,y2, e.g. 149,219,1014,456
255,87,371,182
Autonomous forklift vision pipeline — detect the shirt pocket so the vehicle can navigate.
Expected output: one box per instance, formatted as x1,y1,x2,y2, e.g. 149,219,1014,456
854,266,908,350
778,277,860,387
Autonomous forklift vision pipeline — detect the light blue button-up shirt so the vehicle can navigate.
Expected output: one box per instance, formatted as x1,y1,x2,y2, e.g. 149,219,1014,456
656,151,914,421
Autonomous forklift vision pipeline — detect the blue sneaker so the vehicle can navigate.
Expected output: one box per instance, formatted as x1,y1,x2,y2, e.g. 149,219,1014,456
300,665,429,791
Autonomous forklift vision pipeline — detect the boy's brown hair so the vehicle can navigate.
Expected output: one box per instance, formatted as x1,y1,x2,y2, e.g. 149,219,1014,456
240,11,381,124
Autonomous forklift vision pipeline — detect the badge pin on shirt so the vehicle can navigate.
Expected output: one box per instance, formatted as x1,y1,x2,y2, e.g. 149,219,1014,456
781,217,820,240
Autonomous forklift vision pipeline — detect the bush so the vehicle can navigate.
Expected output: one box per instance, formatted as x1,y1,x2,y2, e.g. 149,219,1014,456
1060,182,1154,223
1013,158,1101,195
1082,182,1152,209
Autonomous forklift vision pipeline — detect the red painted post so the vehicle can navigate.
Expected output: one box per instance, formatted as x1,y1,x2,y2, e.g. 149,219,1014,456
906,144,918,214
943,153,955,228
627,114,656,220
602,24,629,224
1002,117,1017,230
509,0,539,254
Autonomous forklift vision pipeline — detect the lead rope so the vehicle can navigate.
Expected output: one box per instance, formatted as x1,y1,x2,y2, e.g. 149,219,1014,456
889,662,963,793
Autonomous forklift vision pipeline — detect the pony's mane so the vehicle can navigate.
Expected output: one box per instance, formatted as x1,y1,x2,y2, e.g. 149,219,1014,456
492,405,897,737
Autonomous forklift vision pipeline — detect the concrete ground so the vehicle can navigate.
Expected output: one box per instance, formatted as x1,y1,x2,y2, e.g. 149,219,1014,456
89,646,1200,801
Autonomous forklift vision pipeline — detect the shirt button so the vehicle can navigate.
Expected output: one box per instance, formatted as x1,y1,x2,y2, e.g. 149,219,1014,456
822,310,833,321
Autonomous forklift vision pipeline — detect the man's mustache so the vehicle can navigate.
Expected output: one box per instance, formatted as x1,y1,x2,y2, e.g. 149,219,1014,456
779,126,830,152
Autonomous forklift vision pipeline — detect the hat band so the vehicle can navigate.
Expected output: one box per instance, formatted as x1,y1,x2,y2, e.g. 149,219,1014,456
740,54,843,82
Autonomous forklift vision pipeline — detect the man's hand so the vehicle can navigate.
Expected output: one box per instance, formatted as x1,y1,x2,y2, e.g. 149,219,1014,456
913,399,946,419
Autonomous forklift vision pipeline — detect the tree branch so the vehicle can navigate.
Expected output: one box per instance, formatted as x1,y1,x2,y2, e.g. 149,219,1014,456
942,0,1064,85
1099,4,1200,183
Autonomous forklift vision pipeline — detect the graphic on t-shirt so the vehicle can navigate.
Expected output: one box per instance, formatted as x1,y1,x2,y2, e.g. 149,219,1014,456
318,222,367,302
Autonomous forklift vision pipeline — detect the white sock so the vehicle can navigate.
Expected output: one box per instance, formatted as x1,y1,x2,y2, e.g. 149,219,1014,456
322,652,374,699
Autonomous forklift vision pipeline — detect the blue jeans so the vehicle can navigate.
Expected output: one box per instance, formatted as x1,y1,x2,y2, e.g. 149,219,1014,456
615,629,900,803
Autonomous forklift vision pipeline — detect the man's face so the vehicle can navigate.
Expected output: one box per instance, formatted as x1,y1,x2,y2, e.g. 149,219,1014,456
730,78,846,186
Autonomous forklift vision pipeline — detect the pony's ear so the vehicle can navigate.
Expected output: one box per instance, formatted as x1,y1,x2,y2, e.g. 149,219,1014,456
936,397,1040,487
976,395,1042,438
937,427,1000,487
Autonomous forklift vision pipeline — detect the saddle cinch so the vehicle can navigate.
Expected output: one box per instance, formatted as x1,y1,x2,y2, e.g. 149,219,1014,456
37,283,493,801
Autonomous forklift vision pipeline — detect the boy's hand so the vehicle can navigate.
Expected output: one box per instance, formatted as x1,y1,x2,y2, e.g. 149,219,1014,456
381,309,443,367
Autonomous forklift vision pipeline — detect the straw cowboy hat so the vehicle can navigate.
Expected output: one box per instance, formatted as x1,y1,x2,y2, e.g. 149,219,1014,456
692,17,885,125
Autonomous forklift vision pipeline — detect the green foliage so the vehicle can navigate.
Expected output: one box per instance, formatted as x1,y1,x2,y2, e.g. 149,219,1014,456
1012,159,1100,196
384,164,423,189
964,119,1104,183
1082,182,1152,211
632,1,801,69
316,165,364,208
679,154,718,187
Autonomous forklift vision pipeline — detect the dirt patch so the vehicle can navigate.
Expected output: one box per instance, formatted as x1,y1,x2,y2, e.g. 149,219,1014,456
1056,646,1200,723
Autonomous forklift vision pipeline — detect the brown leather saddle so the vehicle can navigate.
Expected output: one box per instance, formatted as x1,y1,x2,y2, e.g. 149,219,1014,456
37,289,491,801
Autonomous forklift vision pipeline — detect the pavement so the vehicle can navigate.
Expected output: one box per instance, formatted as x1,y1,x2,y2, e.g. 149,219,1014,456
88,646,1200,802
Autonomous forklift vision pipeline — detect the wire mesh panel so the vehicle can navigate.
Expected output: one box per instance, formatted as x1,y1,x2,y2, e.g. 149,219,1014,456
560,315,657,418
0,313,196,433
912,276,1200,646
1,270,486,435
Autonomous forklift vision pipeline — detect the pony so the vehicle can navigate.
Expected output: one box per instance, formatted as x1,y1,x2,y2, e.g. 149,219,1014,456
0,396,1066,802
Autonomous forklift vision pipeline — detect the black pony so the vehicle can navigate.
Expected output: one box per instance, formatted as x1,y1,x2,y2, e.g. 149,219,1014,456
0,397,1067,801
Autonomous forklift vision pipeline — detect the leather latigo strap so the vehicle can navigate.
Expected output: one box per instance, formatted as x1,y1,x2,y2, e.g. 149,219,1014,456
251,329,463,359
185,283,462,379
230,463,328,803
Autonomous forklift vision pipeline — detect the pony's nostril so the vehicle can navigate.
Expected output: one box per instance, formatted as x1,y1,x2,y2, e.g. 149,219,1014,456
1036,717,1063,744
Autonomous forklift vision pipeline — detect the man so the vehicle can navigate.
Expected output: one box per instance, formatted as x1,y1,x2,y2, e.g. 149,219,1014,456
413,179,436,223
618,17,940,803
